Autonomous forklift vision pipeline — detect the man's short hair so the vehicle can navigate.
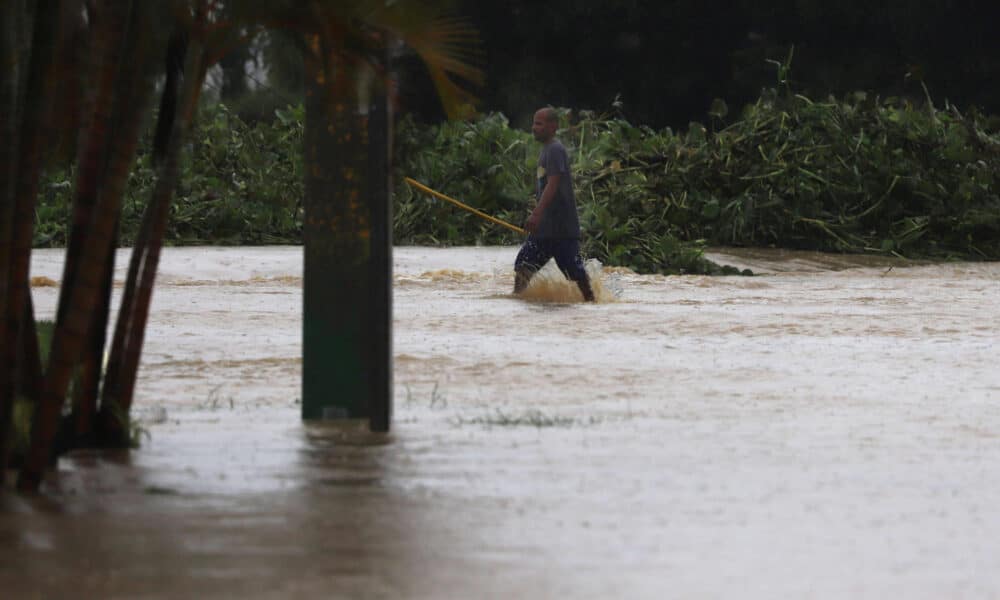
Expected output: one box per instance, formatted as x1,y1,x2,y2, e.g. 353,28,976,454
538,107,558,124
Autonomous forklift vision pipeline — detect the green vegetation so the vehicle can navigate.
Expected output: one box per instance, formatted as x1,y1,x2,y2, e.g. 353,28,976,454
34,85,1000,274
36,103,306,248
398,86,1000,268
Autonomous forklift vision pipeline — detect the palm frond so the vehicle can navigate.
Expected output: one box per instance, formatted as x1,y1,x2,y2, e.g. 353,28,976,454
322,2,484,118
176,0,483,119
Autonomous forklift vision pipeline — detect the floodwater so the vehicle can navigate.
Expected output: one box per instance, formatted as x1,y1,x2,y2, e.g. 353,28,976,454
3,245,1000,599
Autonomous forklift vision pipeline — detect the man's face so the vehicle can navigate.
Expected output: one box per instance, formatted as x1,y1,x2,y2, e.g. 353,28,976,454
532,110,557,142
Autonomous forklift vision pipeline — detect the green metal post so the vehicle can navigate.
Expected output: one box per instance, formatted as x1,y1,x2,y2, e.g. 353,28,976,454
301,46,392,428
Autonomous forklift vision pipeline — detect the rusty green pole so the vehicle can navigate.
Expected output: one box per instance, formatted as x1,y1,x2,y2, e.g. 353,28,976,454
301,44,392,428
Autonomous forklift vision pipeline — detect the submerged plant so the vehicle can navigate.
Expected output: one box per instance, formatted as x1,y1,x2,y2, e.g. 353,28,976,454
452,408,576,429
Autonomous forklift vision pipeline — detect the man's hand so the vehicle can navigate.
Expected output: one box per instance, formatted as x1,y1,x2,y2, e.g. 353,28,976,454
527,173,560,235
524,209,541,234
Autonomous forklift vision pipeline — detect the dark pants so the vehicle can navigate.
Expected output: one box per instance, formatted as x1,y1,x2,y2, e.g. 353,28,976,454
513,236,595,301
514,236,589,282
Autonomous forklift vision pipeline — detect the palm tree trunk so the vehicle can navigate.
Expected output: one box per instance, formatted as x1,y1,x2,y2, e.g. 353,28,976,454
72,227,117,443
55,0,127,328
100,186,154,433
1,0,63,478
100,41,206,440
0,0,23,477
101,27,186,432
53,0,128,449
18,0,157,491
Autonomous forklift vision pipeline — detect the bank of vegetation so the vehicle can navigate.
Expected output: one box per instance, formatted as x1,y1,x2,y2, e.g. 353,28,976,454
36,85,1000,275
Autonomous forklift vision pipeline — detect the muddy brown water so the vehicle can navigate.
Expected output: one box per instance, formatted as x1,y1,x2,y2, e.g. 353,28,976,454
3,246,999,599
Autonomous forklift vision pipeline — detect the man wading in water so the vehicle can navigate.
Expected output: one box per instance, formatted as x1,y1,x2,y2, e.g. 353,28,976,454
514,108,596,302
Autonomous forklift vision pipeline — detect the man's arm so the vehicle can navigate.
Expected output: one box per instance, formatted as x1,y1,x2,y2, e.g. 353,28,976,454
525,173,560,234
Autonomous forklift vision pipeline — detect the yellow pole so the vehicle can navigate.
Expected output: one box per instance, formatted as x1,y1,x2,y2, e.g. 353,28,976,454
403,177,526,235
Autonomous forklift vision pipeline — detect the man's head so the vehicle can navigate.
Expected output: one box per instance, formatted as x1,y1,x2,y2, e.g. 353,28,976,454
532,107,558,143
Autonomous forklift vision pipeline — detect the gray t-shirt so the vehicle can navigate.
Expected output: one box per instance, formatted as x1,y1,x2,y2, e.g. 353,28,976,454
534,140,581,239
